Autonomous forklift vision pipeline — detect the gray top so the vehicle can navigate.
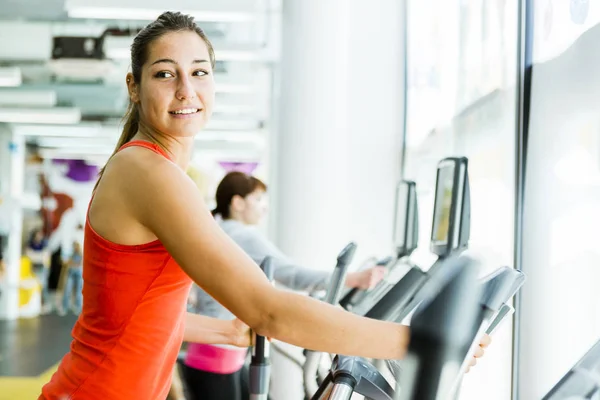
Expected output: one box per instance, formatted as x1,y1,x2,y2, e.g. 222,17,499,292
193,218,331,320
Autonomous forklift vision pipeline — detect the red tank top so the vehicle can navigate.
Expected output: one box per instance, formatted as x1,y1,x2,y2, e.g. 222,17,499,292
40,141,192,399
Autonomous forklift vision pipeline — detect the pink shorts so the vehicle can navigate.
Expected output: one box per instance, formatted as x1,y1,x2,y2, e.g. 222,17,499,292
184,344,248,374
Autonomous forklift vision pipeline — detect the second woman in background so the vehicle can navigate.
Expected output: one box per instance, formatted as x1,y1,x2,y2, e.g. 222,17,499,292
183,171,387,400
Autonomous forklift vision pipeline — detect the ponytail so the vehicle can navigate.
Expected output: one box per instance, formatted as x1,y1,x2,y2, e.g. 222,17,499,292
93,103,139,191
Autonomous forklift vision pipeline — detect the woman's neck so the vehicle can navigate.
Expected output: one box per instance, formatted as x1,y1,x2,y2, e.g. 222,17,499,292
132,124,194,170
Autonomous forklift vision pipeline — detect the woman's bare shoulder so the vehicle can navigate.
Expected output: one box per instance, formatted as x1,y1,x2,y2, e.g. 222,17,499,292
89,146,181,245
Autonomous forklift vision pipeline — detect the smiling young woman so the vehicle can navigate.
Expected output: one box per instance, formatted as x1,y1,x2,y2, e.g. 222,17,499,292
37,10,486,400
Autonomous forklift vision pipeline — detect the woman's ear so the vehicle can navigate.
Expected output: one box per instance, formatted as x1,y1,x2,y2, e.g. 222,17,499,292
126,73,139,103
230,195,246,213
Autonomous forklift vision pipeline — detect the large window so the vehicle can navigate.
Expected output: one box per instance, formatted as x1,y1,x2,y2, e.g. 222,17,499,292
517,1,600,398
403,1,519,399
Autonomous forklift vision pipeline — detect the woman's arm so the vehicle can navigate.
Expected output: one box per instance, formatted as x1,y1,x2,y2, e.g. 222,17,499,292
242,232,384,292
345,267,387,290
241,233,330,292
184,313,251,347
122,154,409,360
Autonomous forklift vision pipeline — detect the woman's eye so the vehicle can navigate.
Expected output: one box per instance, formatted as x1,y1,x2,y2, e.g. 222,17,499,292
155,71,174,78
194,70,209,77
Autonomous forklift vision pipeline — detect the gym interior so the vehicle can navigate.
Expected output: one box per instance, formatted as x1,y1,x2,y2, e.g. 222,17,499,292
0,1,599,399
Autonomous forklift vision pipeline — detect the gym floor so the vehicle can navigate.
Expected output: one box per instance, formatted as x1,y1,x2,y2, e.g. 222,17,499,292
0,314,77,399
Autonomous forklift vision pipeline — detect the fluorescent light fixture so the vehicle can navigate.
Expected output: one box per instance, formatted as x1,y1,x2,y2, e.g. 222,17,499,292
38,147,114,159
194,130,265,145
193,142,264,159
103,35,131,60
42,146,115,155
0,90,57,107
67,7,255,22
0,108,81,125
0,67,22,87
104,47,130,60
35,137,116,148
205,119,261,131
12,123,119,138
48,59,115,82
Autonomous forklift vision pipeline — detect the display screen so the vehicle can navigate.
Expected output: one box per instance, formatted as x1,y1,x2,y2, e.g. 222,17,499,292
432,162,455,245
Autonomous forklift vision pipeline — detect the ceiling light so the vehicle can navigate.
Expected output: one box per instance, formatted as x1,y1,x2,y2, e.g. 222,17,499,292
11,122,115,137
0,107,81,125
67,7,255,22
194,130,265,145
0,67,22,87
0,90,57,107
206,119,261,130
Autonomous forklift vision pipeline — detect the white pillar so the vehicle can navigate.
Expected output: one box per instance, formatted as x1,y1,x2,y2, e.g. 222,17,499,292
273,0,352,270
274,0,405,268
344,0,406,260
269,1,405,399
0,126,25,320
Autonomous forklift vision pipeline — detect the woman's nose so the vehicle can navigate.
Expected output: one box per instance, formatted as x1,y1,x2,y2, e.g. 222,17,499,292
176,77,196,101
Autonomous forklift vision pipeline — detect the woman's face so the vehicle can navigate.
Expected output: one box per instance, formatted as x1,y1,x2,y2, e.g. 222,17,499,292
240,190,268,225
128,30,215,139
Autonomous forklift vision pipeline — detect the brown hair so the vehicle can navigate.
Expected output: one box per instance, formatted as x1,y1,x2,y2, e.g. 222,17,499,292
212,171,267,219
94,11,216,190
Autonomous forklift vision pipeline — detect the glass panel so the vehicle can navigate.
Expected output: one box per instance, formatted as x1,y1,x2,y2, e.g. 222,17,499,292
519,1,600,398
403,0,519,398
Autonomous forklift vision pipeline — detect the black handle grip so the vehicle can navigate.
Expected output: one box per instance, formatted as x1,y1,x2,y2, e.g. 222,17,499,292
252,257,275,364
339,288,360,309
325,243,357,305
336,242,358,267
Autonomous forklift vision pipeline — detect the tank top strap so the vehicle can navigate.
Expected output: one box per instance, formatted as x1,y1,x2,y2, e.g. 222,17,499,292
118,140,173,162
86,139,174,221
